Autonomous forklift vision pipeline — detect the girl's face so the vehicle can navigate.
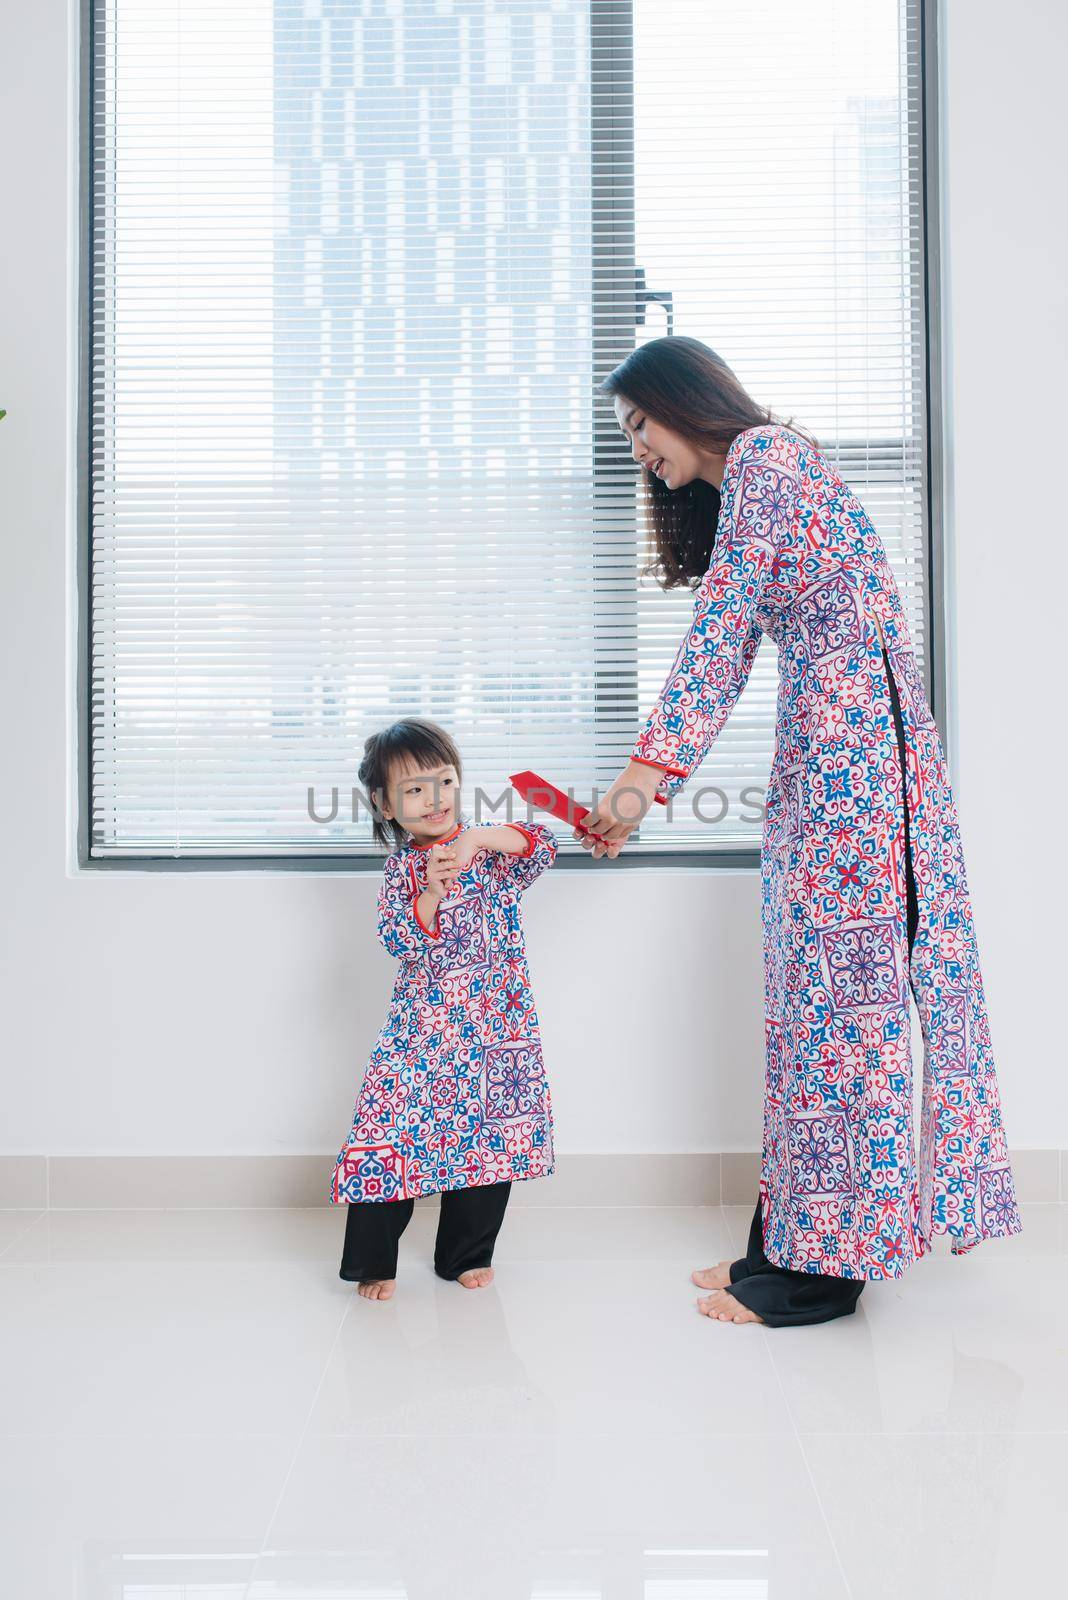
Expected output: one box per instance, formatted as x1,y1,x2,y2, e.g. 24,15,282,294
382,759,460,843
613,393,718,490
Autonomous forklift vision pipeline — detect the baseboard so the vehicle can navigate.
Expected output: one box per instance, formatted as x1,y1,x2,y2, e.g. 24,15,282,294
0,1149,1064,1209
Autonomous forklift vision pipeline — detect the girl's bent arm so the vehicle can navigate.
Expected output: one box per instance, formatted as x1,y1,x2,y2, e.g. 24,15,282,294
488,820,558,891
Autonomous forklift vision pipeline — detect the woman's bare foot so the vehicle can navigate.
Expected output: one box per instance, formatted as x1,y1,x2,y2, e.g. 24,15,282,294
357,1278,396,1301
691,1260,733,1291
697,1288,763,1324
457,1266,494,1289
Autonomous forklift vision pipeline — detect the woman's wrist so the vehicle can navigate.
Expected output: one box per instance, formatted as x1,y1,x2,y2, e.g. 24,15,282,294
625,758,669,795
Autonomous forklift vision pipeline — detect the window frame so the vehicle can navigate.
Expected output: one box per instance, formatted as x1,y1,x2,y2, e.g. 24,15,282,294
74,0,945,874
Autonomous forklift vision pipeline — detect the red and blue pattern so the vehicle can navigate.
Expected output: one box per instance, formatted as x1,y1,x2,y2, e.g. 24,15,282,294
330,817,557,1204
632,423,1021,1279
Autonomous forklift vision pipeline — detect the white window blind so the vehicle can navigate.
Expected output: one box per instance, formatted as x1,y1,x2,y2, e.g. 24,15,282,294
89,0,930,859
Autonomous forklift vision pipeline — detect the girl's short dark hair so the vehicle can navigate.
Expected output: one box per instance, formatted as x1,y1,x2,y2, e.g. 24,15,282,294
358,717,464,852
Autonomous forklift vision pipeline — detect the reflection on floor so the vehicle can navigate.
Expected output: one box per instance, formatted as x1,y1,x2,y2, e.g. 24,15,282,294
0,1202,1063,1598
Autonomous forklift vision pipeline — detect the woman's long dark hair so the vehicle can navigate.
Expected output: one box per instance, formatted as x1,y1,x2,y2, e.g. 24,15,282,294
599,336,816,590
358,716,464,852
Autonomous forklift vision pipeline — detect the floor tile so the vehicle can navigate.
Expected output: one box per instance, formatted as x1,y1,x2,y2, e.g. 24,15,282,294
0,1258,350,1437
1,1206,343,1264
766,1251,1068,1434
724,1202,757,1256
1,1204,737,1268
249,1430,850,1600
0,1210,44,1258
407,1200,736,1263
2,1203,1063,1597
0,1432,293,1600
307,1257,793,1439
802,1429,1066,1598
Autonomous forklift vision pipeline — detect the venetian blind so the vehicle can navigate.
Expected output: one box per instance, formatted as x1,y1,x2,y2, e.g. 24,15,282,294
89,0,930,859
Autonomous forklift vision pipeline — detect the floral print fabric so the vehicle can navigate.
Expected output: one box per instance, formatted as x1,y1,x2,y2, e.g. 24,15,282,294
632,423,1021,1278
330,816,557,1203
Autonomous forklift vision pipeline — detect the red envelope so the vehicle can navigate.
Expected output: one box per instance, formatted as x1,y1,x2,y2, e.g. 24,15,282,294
508,768,668,845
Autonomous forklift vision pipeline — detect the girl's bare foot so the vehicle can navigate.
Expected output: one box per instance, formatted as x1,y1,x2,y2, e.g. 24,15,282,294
457,1266,494,1289
357,1278,396,1300
691,1260,733,1291
696,1288,763,1324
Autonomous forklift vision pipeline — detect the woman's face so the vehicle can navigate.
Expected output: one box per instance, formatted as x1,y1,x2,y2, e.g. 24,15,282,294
382,759,460,841
613,394,714,490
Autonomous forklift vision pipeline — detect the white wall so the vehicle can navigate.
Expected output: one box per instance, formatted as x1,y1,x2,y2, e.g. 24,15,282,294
0,0,1062,1164
938,0,1068,1146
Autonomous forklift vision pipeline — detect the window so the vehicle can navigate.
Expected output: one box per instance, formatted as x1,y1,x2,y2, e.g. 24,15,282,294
85,0,935,862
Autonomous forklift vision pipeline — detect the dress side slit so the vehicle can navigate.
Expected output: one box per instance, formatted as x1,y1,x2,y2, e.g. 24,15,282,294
880,637,919,961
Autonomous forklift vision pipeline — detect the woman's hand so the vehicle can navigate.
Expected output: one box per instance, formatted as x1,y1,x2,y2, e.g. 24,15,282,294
572,761,665,859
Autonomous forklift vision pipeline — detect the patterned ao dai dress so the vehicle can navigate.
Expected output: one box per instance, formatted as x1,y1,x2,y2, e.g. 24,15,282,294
631,422,1022,1280
330,813,557,1204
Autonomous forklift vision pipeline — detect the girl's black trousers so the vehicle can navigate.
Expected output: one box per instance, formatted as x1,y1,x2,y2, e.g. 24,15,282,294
339,1179,511,1283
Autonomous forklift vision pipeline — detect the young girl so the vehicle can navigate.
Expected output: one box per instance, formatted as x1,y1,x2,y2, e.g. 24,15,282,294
329,716,558,1300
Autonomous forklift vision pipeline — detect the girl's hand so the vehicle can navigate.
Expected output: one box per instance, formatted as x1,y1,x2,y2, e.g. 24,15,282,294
451,830,485,873
572,761,664,859
425,844,460,897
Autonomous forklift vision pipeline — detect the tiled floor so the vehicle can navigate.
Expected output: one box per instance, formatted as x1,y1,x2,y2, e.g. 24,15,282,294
0,1202,1062,1598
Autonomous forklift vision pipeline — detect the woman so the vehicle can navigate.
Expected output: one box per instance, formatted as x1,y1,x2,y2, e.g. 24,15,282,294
579,336,1022,1328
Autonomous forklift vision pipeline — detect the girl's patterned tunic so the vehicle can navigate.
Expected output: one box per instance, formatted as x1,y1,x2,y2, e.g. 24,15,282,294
330,814,557,1203
632,422,1022,1280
